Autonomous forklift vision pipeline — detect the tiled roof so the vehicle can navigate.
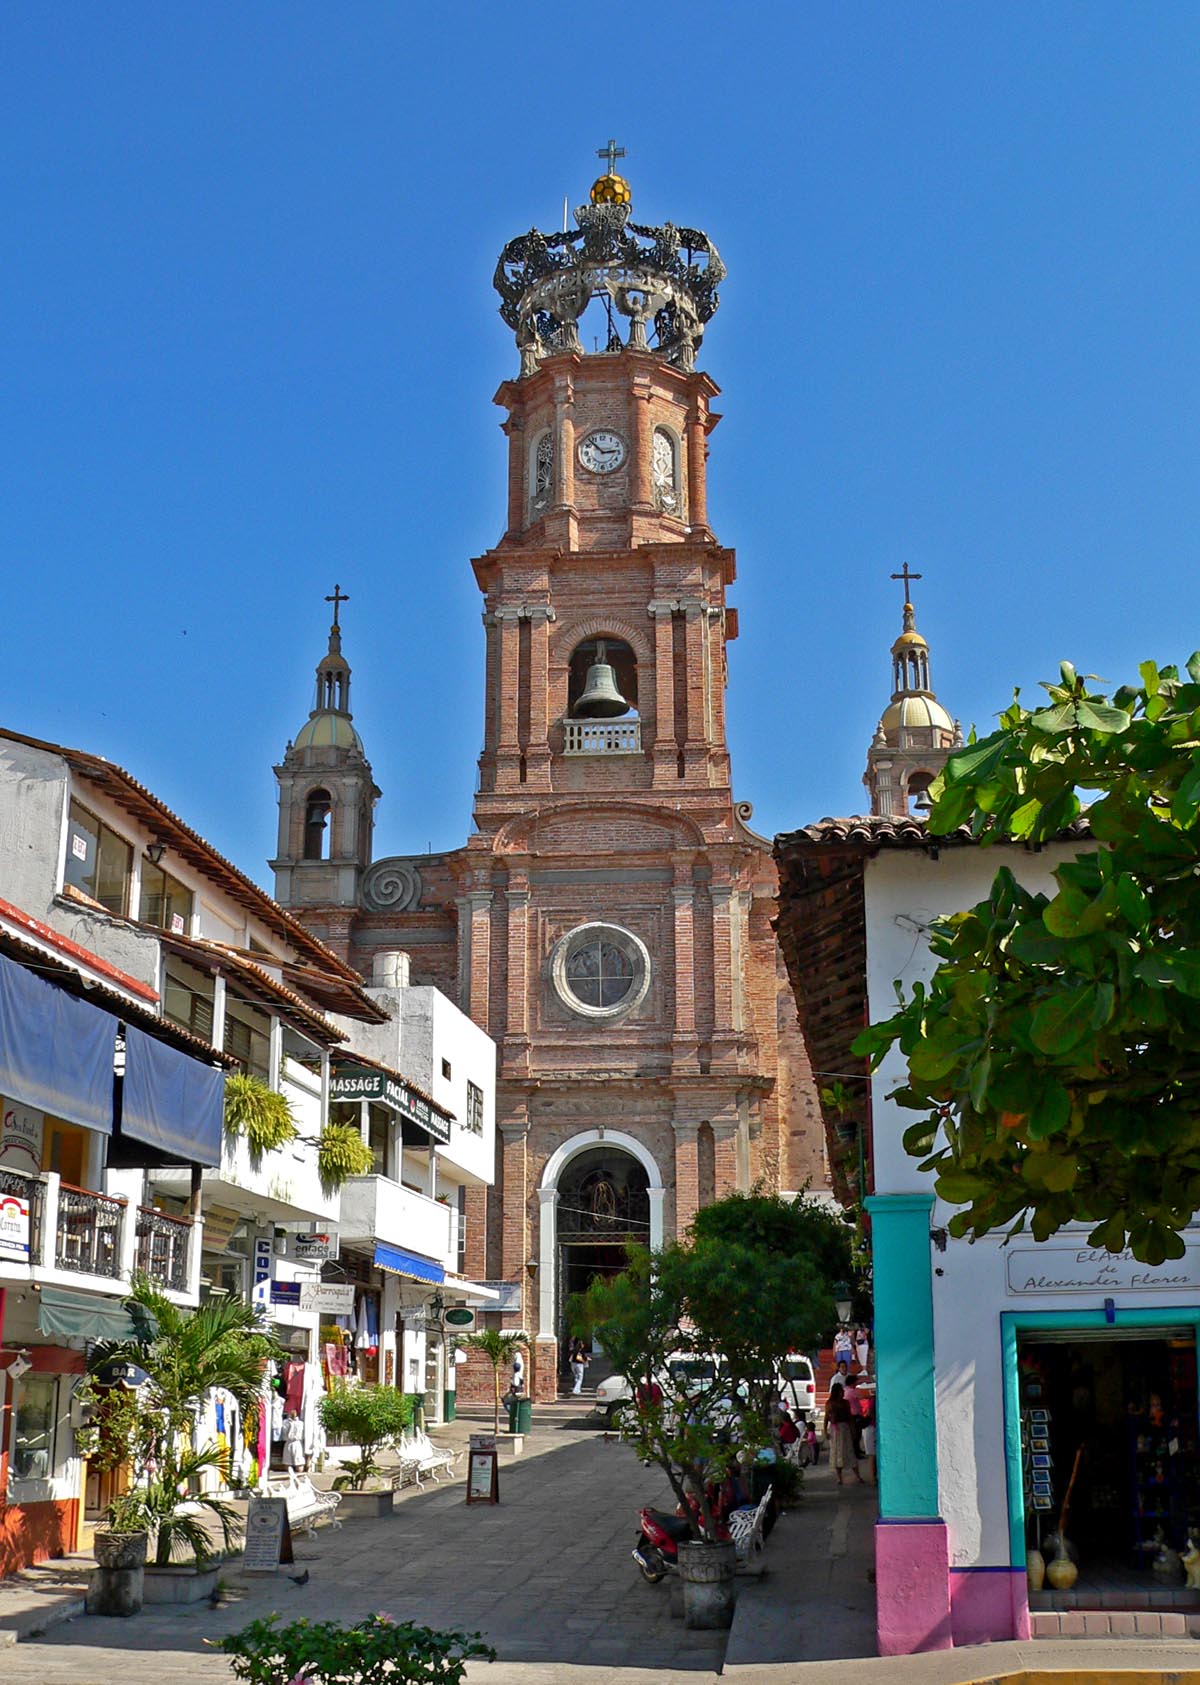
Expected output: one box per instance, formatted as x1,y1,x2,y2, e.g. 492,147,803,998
0,726,364,986
156,929,348,1044
777,813,1093,849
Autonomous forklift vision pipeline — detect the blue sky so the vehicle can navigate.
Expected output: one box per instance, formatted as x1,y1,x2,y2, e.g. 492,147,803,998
5,5,1199,883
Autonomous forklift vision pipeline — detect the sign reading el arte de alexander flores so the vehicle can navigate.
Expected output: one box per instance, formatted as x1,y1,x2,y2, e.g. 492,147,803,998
1006,1243,1200,1297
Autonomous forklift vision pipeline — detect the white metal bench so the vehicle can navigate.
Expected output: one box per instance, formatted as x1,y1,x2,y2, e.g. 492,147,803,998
728,1484,772,1566
265,1472,343,1538
396,1430,458,1487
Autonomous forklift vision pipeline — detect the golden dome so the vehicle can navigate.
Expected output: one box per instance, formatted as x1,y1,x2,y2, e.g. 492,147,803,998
590,172,632,206
294,712,364,753
880,694,955,736
891,628,929,652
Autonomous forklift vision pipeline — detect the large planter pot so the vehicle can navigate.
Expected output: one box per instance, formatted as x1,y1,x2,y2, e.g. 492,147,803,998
143,1563,221,1605
678,1540,738,1629
336,1487,394,1520
93,1530,148,1570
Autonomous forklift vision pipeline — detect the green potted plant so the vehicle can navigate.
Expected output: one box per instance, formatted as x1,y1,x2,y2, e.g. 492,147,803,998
80,1278,280,1602
223,1072,298,1158
319,1382,414,1517
221,1612,494,1685
317,1121,375,1191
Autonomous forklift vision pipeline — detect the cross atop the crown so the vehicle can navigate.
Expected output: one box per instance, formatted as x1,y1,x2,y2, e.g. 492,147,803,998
890,563,922,604
596,137,626,175
325,583,349,627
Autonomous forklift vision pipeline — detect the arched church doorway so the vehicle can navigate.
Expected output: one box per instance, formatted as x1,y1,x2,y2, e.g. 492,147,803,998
537,1131,665,1381
556,1145,650,1361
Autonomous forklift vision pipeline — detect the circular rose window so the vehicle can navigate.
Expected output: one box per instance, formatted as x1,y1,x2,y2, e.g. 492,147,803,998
550,922,651,1021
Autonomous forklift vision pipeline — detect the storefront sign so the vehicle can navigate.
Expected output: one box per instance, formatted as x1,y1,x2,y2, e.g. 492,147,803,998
243,1496,294,1572
444,1306,475,1328
466,1434,499,1505
201,1204,241,1254
0,1103,43,1175
252,1233,273,1307
478,1280,523,1313
330,1066,451,1144
292,1229,339,1264
0,1190,30,1262
1006,1244,1200,1297
298,1282,355,1315
270,1281,302,1307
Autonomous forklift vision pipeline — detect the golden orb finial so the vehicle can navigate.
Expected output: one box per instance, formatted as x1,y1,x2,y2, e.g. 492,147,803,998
590,171,632,206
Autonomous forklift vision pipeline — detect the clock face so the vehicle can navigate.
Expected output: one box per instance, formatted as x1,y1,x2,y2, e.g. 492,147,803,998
578,429,627,474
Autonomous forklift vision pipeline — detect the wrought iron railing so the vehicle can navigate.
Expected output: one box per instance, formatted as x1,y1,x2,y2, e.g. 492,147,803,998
562,718,642,755
0,1165,44,1263
135,1207,192,1293
55,1183,125,1279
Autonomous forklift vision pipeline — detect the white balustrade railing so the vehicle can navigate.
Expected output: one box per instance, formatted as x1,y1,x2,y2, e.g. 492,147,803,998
562,717,642,755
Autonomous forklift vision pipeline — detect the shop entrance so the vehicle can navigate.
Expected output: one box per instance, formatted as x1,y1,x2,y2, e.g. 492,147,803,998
1017,1327,1199,1602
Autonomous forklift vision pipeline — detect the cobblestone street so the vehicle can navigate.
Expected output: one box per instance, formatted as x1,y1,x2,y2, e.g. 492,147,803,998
5,1418,725,1684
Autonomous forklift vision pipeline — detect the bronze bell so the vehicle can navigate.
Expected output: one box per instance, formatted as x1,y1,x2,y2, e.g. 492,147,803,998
575,641,630,718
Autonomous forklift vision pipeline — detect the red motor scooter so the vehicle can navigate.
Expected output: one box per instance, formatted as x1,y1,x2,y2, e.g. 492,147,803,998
631,1480,738,1584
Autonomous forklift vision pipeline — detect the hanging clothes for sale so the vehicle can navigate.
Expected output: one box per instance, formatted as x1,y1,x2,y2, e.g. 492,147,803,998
281,1414,305,1470
364,1294,379,1354
283,1359,306,1416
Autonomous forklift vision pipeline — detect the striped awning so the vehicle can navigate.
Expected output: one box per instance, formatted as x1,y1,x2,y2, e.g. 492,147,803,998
373,1241,444,1285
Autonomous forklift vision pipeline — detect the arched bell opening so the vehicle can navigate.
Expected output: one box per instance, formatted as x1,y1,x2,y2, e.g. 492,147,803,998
567,637,638,719
303,788,332,859
906,771,936,817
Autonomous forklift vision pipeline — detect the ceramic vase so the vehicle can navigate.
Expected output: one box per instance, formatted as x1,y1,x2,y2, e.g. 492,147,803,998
1026,1547,1046,1591
1045,1540,1078,1591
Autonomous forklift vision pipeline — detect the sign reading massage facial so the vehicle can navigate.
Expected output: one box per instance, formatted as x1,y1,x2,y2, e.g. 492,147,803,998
1006,1244,1200,1296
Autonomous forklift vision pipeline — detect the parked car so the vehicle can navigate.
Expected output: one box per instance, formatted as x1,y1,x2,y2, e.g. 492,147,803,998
592,1353,721,1425
777,1354,817,1422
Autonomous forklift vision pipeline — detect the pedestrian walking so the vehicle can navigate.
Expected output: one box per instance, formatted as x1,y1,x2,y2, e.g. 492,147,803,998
569,1337,589,1396
855,1325,870,1374
833,1324,853,1364
825,1389,863,1486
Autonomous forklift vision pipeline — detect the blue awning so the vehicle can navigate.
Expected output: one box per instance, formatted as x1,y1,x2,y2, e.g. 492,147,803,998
373,1241,444,1285
0,951,115,1133
121,1025,224,1166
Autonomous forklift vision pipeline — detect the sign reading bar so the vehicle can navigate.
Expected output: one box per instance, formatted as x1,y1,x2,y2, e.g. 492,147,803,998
299,1282,356,1315
0,1190,30,1262
466,1434,499,1506
330,1065,451,1145
243,1496,294,1572
1006,1244,1200,1297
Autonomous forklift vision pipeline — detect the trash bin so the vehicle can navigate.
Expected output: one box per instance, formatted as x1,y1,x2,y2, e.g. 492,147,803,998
515,1397,532,1434
443,1390,457,1422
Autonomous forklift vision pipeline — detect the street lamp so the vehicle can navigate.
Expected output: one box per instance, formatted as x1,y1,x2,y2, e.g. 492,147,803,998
833,1281,853,1324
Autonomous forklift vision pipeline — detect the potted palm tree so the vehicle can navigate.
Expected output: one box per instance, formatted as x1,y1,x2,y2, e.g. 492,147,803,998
79,1278,279,1603
462,1329,529,1437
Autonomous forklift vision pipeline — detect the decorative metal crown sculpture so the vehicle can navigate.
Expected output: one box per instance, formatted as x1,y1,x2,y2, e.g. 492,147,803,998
493,174,726,377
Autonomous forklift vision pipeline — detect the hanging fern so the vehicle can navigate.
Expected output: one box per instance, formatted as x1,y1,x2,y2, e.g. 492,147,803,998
318,1122,374,1189
223,1072,298,1155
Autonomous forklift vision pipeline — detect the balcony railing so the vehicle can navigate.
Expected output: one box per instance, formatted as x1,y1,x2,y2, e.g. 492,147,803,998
0,1170,199,1299
56,1183,126,1279
562,718,642,755
135,1207,192,1293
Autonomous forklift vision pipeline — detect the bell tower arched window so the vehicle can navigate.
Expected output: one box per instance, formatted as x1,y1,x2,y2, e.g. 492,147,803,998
567,637,638,718
652,427,680,514
304,789,332,860
531,430,554,515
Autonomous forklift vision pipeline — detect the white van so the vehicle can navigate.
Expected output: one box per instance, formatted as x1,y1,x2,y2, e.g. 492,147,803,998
592,1353,721,1424
776,1354,817,1422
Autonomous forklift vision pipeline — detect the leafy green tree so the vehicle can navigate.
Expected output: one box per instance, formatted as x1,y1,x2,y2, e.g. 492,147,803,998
462,1328,528,1436
319,1382,415,1490
855,658,1200,1265
221,1612,494,1685
79,1279,279,1565
574,1194,835,1539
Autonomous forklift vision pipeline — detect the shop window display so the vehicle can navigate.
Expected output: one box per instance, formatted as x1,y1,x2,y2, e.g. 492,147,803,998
1019,1333,1200,1597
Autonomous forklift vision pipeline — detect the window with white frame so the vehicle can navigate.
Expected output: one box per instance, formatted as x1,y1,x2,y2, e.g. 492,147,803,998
10,1373,58,1484
63,800,132,915
465,1080,484,1135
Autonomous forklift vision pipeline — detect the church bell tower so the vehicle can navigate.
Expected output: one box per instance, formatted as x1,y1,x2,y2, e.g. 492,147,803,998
863,568,961,817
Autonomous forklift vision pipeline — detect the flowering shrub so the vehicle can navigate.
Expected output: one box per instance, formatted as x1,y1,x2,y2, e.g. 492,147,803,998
220,1613,494,1685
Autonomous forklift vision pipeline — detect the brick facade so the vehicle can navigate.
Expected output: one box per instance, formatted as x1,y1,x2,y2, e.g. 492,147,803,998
277,304,829,1404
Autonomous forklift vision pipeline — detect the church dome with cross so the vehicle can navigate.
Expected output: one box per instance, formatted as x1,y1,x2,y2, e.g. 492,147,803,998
863,570,961,817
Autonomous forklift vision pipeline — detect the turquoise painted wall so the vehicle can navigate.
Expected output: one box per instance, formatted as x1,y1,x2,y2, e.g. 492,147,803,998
866,1192,939,1516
